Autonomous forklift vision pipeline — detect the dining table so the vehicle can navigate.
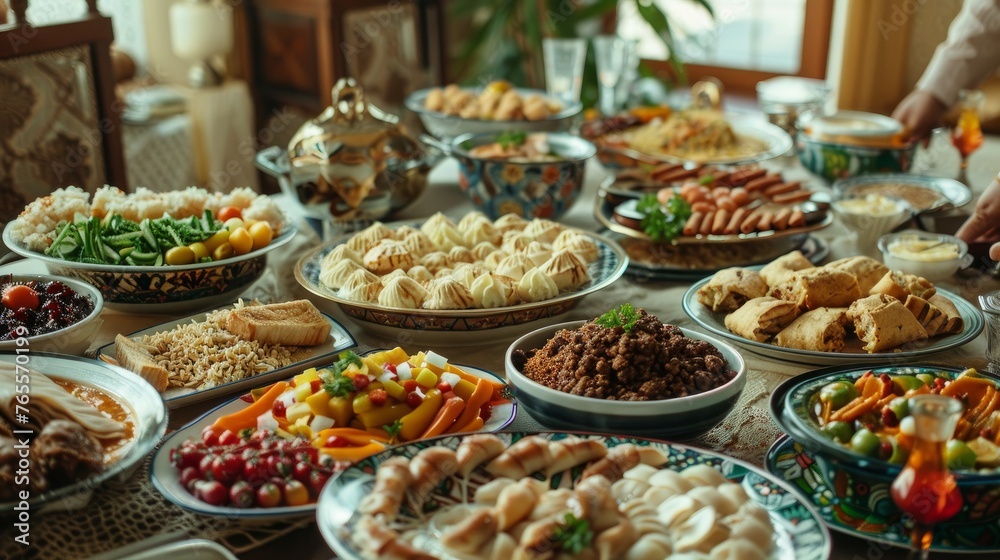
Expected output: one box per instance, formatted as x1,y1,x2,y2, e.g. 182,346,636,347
3,136,999,560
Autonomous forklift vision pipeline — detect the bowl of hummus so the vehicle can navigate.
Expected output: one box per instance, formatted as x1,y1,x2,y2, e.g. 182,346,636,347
878,230,974,281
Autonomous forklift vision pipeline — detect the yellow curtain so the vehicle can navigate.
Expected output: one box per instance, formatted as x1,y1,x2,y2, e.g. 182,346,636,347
837,0,916,115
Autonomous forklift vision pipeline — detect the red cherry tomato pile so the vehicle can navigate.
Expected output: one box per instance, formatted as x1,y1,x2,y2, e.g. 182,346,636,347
169,425,346,508
0,278,94,340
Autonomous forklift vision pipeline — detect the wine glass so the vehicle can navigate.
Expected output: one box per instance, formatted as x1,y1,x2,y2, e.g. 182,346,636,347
890,394,964,560
593,36,627,116
950,89,984,184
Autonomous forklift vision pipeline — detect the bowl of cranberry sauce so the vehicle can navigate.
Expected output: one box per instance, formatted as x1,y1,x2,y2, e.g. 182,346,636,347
0,274,103,356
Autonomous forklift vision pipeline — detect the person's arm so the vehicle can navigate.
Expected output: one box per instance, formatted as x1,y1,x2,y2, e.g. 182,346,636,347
955,173,1000,261
893,0,1000,141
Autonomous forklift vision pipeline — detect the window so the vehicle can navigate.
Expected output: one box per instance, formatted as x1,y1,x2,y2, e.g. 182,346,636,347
618,0,833,96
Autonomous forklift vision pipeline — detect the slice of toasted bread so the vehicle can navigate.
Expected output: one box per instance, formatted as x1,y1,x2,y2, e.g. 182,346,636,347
904,294,947,337
115,334,169,393
225,300,331,346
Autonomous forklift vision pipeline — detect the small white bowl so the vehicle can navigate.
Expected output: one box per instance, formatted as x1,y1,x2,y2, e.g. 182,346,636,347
0,274,104,356
832,194,912,253
505,320,746,439
878,229,974,281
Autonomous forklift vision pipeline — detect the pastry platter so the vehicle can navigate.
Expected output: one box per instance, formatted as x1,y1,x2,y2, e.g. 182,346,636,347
316,431,831,560
682,278,984,365
95,303,357,408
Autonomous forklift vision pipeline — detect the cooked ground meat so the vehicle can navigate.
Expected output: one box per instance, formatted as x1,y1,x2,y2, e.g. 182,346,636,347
515,310,736,400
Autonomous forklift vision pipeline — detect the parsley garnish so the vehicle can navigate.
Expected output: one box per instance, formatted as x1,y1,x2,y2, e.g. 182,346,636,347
322,374,354,398
496,130,527,150
595,303,641,332
551,513,592,553
332,350,363,374
383,419,403,444
635,192,692,242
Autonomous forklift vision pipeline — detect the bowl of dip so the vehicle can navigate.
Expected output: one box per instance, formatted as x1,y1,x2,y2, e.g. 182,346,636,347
878,230,974,281
832,194,911,253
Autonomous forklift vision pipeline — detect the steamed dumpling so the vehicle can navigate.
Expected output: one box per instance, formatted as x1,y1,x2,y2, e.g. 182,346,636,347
424,279,475,310
494,253,534,281
470,273,517,308
377,276,429,309
523,218,565,244
422,213,466,252
320,259,363,290
493,213,529,233
363,240,415,275
338,268,382,302
321,244,362,268
515,275,552,302
521,241,552,268
540,249,590,290
553,230,599,263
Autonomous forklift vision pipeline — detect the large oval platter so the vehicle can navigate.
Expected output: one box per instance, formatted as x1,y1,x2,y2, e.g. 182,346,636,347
682,278,984,366
294,227,627,333
0,353,167,513
150,361,515,520
316,431,831,560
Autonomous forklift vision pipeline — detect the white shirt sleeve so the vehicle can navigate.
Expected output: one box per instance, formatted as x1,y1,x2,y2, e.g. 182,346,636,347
916,0,1000,107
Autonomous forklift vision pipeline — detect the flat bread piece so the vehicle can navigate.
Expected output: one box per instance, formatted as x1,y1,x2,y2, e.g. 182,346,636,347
696,267,768,313
774,307,850,352
848,294,928,353
724,296,801,342
927,294,965,335
772,268,862,310
903,295,947,337
759,250,814,288
869,271,936,302
825,256,890,293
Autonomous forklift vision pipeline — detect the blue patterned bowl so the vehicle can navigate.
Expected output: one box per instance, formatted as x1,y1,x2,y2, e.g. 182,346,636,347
797,133,917,183
451,133,596,220
771,364,1000,533
3,223,297,313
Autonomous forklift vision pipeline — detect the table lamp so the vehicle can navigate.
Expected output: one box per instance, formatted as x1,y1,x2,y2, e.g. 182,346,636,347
169,0,233,87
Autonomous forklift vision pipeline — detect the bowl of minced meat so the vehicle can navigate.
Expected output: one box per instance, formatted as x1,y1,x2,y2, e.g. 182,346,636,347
505,307,746,438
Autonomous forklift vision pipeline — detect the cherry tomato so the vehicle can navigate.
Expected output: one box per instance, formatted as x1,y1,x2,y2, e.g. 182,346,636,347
217,206,243,221
383,363,397,374
2,285,40,311
405,391,423,408
367,388,388,406
229,481,255,509
352,375,370,391
310,379,323,394
210,456,239,485
403,380,419,393
195,480,229,506
437,382,453,393
257,482,282,507
179,466,201,490
480,403,493,422
284,480,309,506
243,459,261,483
199,454,217,477
309,469,332,495
217,430,240,447
272,399,287,419
324,436,349,448
201,426,220,446
293,461,313,483
251,430,271,445
295,448,319,463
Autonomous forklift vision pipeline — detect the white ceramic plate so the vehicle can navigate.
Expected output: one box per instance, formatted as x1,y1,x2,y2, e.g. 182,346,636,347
682,280,985,366
0,353,167,514
95,303,357,408
315,431,831,560
150,360,516,520
294,226,628,336
624,115,794,165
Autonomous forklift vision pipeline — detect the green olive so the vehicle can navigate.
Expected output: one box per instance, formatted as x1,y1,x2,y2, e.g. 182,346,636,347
916,373,938,386
822,420,855,443
891,375,924,393
820,380,859,409
850,428,881,456
946,439,977,470
887,438,909,464
165,246,196,266
888,397,910,421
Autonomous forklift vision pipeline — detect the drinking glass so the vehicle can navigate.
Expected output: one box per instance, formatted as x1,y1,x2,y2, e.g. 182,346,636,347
615,39,640,109
593,35,628,116
951,89,984,184
890,394,964,560
542,38,587,106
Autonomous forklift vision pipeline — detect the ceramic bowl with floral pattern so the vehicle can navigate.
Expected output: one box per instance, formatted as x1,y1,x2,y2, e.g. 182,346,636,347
451,132,596,220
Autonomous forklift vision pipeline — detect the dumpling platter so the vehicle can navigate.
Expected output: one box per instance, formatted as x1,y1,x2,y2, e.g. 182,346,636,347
295,214,628,332
315,431,831,560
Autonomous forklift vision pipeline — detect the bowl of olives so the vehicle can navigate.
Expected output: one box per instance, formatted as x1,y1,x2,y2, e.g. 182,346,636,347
771,364,1000,528
0,274,103,356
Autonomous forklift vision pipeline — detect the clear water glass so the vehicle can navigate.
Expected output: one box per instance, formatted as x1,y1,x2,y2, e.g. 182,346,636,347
542,38,587,106
981,292,1000,375
615,39,640,109
593,35,627,116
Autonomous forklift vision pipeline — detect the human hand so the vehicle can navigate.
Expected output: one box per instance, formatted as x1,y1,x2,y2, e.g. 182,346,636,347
955,175,1000,261
892,90,947,145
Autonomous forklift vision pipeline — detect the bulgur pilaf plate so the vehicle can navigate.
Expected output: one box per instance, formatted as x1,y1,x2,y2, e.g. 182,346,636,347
95,303,356,408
